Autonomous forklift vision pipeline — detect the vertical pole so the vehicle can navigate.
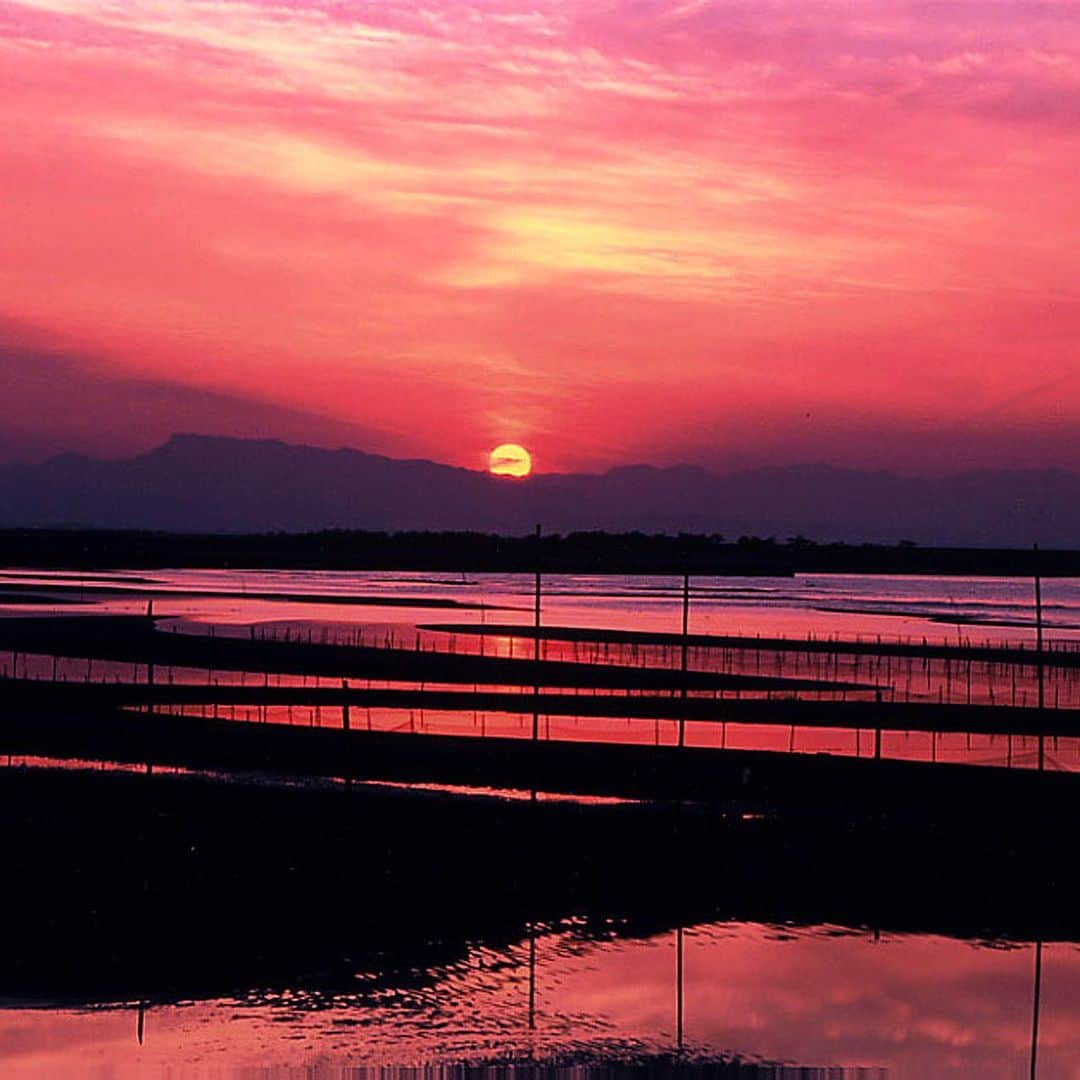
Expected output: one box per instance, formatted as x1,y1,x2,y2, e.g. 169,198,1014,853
1035,545,1045,772
679,573,689,748
533,524,541,743
875,688,882,760
146,599,155,715
143,599,156,769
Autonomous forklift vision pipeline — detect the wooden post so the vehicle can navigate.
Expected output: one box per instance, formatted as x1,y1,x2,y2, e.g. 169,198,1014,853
342,679,351,789
533,524,541,743
145,600,155,715
679,573,689,749
875,688,882,760
1035,545,1045,771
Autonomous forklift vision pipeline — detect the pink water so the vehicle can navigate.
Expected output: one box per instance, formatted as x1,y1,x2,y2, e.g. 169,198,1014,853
1,925,1076,1077
2,568,1078,769
2,569,1079,1076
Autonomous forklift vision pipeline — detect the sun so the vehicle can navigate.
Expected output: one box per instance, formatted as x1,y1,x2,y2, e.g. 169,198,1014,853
489,443,532,479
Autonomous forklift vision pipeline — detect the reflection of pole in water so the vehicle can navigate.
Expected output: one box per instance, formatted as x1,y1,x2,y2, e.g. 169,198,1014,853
528,919,537,1032
1030,938,1043,1080
676,925,684,1054
136,1000,145,1046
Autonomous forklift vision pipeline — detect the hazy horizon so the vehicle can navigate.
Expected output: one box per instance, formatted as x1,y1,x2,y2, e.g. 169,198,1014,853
3,428,1079,481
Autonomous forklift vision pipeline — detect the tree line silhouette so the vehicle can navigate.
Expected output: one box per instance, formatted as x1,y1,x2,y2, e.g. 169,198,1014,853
0,528,1076,575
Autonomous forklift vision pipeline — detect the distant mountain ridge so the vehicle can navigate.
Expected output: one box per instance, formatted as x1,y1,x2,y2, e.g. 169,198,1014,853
0,433,1077,547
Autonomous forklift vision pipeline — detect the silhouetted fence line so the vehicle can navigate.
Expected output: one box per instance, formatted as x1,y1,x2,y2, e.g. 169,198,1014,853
1,561,1077,774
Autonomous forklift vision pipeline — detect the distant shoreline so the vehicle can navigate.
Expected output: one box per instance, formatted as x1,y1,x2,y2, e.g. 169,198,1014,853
0,528,1077,576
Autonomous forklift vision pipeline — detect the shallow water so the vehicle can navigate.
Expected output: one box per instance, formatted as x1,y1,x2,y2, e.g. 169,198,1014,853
1,923,1077,1077
1,569,1079,1075
3,568,1079,639
3,568,1079,765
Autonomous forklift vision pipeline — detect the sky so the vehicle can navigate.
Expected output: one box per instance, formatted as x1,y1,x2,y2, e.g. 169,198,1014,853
1,0,1079,475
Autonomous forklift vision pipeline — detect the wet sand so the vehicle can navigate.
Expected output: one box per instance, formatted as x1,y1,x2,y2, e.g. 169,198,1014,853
422,621,1080,668
0,616,867,693
0,580,506,609
2,697,1078,808
3,675,1078,737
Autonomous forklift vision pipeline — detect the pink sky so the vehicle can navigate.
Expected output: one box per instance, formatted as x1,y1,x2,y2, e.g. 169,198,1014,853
1,0,1078,473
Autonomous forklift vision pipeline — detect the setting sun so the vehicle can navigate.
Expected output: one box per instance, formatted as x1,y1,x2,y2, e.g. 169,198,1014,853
489,443,532,479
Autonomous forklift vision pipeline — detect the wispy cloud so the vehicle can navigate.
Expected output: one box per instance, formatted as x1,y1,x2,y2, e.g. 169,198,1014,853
0,0,1078,470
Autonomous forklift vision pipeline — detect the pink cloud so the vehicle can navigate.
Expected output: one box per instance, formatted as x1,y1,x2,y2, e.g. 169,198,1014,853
0,0,1078,471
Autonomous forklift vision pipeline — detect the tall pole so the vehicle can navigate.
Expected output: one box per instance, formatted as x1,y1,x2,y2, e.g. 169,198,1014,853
533,523,542,743
1030,546,1046,1078
1035,544,1045,771
146,598,155,715
679,573,689,748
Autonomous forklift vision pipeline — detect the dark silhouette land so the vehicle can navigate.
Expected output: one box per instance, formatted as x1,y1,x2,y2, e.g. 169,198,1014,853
1,433,1079,545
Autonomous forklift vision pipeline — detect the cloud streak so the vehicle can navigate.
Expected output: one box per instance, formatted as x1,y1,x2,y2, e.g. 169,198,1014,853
0,0,1078,471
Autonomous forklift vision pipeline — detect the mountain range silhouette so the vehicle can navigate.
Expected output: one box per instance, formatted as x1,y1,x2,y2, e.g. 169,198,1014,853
0,434,1076,546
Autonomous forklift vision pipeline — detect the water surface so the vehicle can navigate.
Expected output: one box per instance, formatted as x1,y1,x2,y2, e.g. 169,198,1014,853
1,569,1078,1076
